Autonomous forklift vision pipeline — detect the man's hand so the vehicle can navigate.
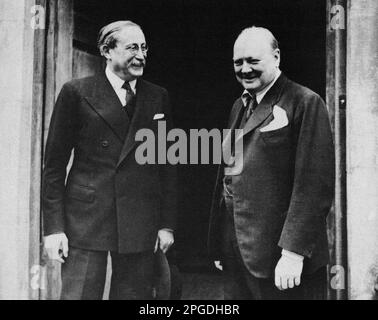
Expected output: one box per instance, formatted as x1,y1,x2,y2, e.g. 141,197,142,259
274,250,304,290
154,229,174,254
44,233,69,263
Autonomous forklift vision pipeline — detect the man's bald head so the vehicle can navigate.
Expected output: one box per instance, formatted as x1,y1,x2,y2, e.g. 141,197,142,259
233,26,281,93
234,26,279,52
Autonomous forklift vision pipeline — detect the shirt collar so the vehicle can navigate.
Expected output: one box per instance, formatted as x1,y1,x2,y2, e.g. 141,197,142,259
105,66,137,93
241,69,282,106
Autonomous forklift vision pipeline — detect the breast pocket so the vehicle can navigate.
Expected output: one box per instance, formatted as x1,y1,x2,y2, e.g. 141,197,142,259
259,126,290,147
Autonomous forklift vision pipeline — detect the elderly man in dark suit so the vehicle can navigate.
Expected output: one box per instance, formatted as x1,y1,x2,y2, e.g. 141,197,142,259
208,26,335,300
42,20,177,300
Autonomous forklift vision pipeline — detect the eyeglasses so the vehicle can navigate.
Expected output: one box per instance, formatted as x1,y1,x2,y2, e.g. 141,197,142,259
124,43,148,55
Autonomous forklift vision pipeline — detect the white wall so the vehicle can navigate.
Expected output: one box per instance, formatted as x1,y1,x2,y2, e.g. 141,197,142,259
347,0,378,300
0,0,40,299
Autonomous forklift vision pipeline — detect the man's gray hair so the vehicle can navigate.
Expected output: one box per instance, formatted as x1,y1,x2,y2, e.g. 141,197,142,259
97,20,142,56
236,26,279,51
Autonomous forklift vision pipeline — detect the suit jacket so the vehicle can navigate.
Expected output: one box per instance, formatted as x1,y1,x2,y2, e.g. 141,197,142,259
208,74,335,278
42,72,177,254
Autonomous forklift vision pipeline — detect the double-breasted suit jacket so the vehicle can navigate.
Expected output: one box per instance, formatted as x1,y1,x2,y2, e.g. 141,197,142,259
208,74,335,278
42,72,177,254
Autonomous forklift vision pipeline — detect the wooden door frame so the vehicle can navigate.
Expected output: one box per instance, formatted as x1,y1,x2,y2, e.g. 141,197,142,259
325,0,347,300
39,0,74,300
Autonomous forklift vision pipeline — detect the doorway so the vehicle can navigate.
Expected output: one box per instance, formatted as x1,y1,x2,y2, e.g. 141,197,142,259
66,0,326,299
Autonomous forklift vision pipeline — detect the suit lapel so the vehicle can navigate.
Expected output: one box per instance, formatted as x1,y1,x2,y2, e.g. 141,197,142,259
236,73,288,142
117,79,154,167
84,73,130,142
222,99,243,156
229,99,244,130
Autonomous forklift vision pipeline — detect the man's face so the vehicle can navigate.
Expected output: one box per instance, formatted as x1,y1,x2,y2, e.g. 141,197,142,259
106,26,147,81
233,36,280,93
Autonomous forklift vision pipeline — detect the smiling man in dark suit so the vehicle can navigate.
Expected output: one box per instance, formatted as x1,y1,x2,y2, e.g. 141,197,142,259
42,20,177,300
208,26,335,299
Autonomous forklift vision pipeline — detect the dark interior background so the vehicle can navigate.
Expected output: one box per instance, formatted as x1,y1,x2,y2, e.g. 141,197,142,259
74,0,326,272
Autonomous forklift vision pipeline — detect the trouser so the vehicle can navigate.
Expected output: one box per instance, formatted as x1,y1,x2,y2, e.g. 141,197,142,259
221,194,327,300
60,246,154,300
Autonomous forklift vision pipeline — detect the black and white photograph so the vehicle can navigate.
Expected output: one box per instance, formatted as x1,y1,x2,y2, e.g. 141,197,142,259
0,0,377,306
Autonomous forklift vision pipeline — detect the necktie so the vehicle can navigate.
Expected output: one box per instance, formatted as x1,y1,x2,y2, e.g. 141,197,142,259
122,81,136,119
238,92,258,129
226,92,258,157
245,92,257,119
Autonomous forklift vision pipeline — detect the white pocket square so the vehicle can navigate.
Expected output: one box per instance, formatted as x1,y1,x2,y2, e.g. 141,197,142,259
153,113,165,120
260,105,288,132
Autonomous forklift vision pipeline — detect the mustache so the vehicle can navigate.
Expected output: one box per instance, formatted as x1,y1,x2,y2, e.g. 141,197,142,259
130,59,146,67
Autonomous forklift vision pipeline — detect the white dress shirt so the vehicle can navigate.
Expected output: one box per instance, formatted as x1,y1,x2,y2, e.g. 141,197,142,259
105,66,137,107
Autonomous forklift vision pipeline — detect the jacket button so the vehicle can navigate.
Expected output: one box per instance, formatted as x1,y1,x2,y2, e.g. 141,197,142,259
101,140,109,148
